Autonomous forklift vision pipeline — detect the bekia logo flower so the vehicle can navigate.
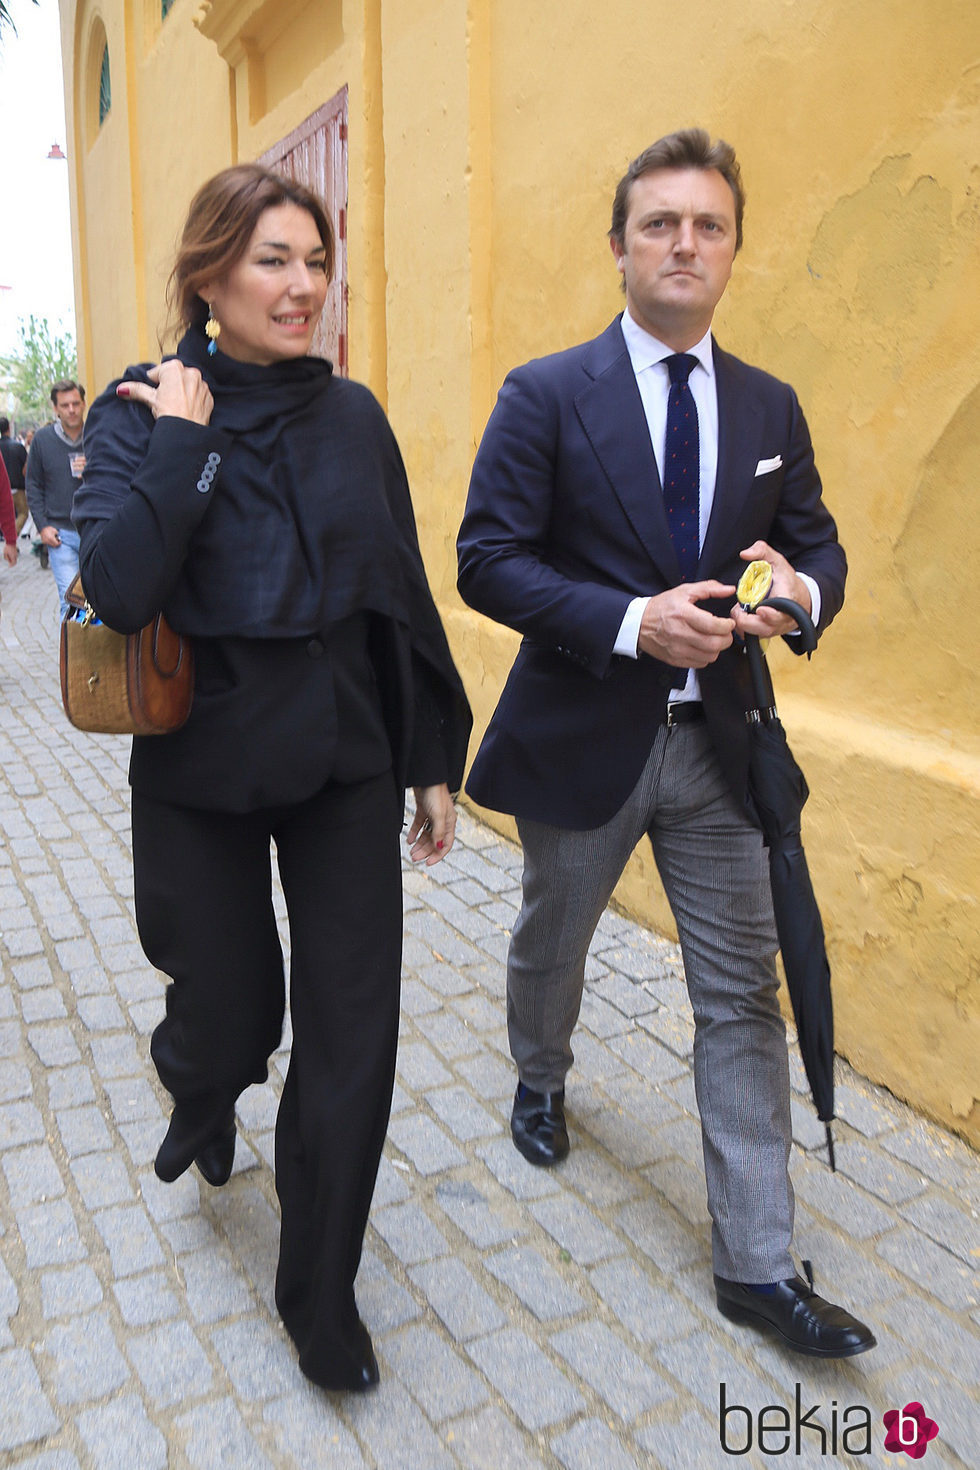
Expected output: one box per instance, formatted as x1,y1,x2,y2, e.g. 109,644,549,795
883,1402,939,1459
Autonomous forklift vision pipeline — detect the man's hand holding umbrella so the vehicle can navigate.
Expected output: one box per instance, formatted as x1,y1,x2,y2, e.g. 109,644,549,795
732,540,814,640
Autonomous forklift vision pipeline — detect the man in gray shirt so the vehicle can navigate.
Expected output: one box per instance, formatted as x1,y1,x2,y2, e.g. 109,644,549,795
26,380,86,619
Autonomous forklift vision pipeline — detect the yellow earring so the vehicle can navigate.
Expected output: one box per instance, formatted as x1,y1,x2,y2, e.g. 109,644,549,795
205,304,220,355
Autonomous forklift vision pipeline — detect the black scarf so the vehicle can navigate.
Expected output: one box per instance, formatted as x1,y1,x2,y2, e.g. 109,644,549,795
165,326,417,639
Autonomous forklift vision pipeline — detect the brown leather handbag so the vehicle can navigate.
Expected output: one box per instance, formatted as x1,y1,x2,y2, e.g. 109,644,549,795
60,574,193,735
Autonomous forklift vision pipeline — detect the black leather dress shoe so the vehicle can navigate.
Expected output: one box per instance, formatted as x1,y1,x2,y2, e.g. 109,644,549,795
155,1104,235,1185
511,1083,569,1167
194,1114,237,1187
715,1261,876,1358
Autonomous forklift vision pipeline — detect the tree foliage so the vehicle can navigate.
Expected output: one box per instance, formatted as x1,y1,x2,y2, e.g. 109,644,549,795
0,2,40,43
0,315,78,427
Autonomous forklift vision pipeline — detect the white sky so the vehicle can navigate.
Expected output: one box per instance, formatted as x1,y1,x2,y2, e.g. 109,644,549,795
0,0,75,359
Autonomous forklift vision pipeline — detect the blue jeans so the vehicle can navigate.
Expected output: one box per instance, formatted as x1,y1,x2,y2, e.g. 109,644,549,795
48,527,80,621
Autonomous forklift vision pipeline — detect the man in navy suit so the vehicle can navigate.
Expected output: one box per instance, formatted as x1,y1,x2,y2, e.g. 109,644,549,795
457,130,875,1358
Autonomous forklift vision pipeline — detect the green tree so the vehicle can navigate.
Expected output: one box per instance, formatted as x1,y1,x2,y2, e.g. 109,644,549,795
0,314,78,427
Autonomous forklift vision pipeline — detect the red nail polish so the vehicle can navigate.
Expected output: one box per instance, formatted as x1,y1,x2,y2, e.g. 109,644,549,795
436,841,444,850
116,384,130,397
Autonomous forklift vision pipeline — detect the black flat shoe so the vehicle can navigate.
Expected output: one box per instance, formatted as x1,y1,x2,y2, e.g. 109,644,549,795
511,1083,569,1167
155,1103,234,1184
715,1261,876,1358
195,1114,237,1187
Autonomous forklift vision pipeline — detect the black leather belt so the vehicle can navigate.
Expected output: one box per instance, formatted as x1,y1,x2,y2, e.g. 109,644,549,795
663,701,705,727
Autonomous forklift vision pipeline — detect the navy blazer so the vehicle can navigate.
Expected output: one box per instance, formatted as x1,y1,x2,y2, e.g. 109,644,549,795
457,317,846,830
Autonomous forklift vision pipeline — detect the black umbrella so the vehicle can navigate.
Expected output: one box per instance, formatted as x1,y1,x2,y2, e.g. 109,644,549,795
738,567,836,1170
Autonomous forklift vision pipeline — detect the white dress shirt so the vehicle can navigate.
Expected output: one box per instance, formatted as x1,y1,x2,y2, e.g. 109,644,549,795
612,310,819,700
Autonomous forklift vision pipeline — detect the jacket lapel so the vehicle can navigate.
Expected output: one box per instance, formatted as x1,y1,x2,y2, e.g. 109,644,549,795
574,320,681,586
698,343,765,577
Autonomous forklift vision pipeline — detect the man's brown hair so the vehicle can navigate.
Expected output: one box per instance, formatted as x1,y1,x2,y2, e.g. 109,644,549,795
609,128,745,254
50,380,85,405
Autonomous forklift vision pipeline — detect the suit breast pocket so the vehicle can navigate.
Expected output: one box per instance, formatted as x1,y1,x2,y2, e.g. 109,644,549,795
749,465,785,495
733,467,786,545
744,466,786,526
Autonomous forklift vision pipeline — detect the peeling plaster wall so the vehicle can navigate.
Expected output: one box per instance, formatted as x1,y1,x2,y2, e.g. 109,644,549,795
58,0,979,1144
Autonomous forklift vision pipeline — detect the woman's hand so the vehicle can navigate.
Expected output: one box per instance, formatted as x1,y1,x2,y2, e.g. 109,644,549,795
407,784,457,866
116,361,213,425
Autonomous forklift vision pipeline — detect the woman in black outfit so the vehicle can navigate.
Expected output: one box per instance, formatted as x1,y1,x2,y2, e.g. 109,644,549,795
73,165,471,1393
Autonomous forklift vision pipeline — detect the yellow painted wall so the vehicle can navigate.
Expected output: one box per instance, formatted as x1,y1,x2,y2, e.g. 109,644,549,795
58,0,979,1146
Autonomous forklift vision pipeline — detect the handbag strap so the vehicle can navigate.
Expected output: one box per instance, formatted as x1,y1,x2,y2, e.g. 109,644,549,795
65,573,88,612
64,573,96,626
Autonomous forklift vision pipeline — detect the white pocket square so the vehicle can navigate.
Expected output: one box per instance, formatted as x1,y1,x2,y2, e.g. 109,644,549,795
755,455,783,476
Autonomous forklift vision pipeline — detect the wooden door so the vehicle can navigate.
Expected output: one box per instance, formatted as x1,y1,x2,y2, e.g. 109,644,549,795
261,88,348,373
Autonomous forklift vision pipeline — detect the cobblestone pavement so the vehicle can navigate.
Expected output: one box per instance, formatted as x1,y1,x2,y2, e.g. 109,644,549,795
1,552,977,1469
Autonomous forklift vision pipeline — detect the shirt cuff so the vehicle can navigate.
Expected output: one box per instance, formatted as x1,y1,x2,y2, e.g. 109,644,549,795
793,574,821,632
614,596,650,659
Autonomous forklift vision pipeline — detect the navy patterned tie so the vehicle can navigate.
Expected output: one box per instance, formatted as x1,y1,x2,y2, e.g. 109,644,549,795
663,353,700,582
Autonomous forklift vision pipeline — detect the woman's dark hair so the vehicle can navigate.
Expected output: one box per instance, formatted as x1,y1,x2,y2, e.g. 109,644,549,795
166,164,335,338
609,129,745,255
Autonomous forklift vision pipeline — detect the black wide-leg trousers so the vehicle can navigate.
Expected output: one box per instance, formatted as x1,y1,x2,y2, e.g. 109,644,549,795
132,772,403,1384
